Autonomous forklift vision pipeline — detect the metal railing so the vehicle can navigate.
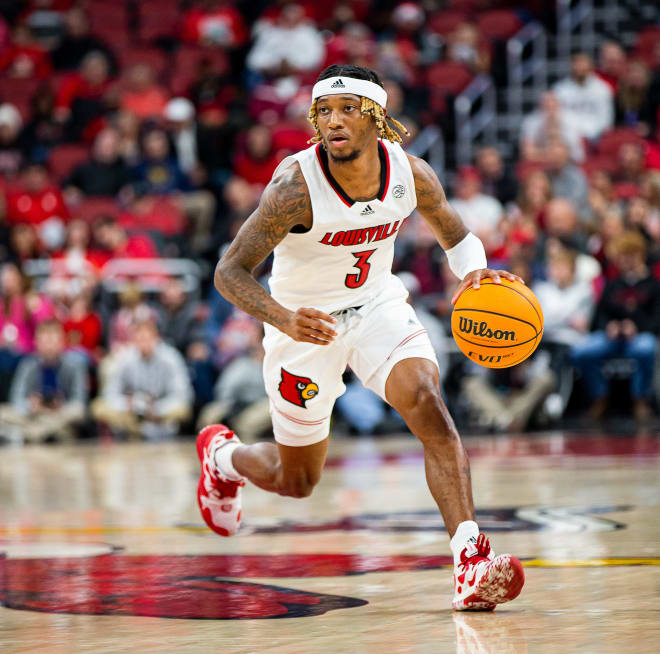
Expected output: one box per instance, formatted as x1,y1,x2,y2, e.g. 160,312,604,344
556,0,597,74
24,258,203,296
454,75,497,167
506,22,548,140
406,125,445,185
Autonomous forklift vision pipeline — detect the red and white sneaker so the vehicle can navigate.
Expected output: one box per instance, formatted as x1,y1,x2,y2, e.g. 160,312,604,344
452,534,525,611
196,424,245,537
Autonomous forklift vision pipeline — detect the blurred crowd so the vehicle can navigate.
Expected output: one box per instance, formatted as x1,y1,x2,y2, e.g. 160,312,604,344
0,0,659,443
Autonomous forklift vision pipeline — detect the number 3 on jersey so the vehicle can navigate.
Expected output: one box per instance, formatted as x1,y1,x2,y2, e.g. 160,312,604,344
345,249,376,289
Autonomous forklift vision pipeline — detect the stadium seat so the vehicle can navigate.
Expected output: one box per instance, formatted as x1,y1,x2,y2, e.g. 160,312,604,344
634,27,660,59
425,61,473,96
48,144,90,181
119,195,186,236
475,10,523,41
74,196,120,223
137,0,182,43
0,77,41,121
118,47,169,79
597,128,645,157
581,154,618,177
427,11,467,36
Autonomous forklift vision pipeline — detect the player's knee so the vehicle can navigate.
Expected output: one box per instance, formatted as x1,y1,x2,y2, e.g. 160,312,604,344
409,384,444,417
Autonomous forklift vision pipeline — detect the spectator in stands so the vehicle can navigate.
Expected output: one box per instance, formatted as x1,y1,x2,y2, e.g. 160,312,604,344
92,318,192,440
573,231,660,421
0,103,25,180
6,162,70,251
113,109,141,166
163,98,200,176
3,224,42,266
181,0,248,49
155,276,215,406
544,197,588,250
196,322,269,441
0,319,87,442
233,124,280,188
130,126,190,194
92,215,159,268
449,166,503,255
533,248,595,347
155,277,205,355
520,92,585,163
475,146,518,206
130,126,216,253
0,262,54,400
596,41,626,93
0,24,51,79
615,60,654,134
446,22,490,75
51,7,117,73
19,85,65,162
54,51,113,139
545,138,590,216
119,63,169,121
65,127,130,200
553,52,614,141
62,292,102,363
246,3,325,78
614,141,646,186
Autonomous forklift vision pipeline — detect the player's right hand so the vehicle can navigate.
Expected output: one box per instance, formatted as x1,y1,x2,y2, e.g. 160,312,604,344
281,308,338,345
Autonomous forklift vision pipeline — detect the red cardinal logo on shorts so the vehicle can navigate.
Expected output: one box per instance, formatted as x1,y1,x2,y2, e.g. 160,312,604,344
279,368,319,408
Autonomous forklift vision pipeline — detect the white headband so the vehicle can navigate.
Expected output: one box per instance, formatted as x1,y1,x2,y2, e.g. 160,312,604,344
312,76,387,108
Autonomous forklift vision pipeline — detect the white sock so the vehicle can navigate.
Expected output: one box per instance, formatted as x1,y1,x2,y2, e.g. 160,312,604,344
213,440,243,481
450,520,479,565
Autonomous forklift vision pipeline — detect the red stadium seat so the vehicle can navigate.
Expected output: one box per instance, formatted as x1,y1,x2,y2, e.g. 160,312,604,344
118,47,169,79
597,128,645,157
74,196,120,223
137,0,182,43
425,61,473,95
48,144,90,181
119,195,186,236
581,154,617,177
635,27,660,57
475,10,523,41
428,11,467,36
0,77,41,121
173,45,230,75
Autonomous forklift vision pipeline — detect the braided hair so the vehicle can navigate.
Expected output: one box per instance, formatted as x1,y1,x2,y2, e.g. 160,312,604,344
308,64,408,145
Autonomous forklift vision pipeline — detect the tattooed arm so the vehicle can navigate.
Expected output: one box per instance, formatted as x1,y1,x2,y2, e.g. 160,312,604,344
215,162,338,345
407,154,522,302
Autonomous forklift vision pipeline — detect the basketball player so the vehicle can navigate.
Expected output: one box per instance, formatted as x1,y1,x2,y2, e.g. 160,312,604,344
197,65,525,610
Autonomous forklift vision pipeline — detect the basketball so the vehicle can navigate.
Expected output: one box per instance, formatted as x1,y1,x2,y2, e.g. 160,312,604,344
451,278,544,368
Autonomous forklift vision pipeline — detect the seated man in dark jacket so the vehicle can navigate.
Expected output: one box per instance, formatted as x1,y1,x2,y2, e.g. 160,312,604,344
65,127,130,198
572,231,660,421
0,319,88,442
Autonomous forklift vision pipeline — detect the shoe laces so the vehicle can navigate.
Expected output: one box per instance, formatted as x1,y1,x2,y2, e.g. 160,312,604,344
458,533,491,571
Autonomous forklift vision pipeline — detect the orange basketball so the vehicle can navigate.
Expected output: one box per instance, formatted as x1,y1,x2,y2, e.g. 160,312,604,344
451,278,544,368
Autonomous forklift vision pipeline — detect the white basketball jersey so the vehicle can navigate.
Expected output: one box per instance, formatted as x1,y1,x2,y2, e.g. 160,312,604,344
268,139,417,313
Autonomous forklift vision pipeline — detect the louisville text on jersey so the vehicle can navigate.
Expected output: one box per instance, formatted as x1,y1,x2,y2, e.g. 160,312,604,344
319,220,401,247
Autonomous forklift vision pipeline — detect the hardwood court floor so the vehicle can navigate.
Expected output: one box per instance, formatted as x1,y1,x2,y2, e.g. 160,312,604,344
1,431,659,653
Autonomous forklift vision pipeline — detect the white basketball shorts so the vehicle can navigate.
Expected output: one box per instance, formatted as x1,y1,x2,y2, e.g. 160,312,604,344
262,285,439,447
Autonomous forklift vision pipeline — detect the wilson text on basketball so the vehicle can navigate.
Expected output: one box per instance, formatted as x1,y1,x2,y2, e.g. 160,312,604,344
457,317,515,341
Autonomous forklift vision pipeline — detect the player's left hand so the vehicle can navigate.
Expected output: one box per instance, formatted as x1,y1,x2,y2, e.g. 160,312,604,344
451,268,524,305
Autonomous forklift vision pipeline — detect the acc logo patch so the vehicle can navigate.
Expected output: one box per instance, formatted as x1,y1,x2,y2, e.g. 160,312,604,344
279,368,319,408
392,184,405,198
